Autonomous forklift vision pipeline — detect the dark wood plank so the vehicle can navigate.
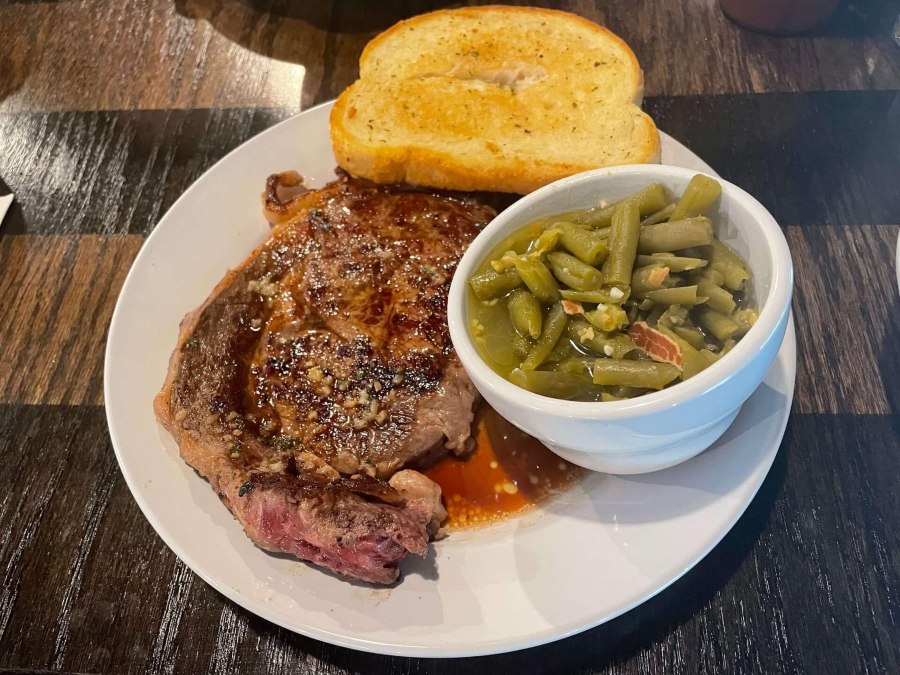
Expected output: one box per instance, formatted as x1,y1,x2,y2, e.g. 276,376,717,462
0,0,319,113
0,108,292,236
2,0,900,115
0,235,143,405
789,224,900,414
644,90,900,228
0,406,896,673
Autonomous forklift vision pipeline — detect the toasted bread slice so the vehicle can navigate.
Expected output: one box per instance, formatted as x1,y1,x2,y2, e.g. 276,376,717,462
331,6,660,194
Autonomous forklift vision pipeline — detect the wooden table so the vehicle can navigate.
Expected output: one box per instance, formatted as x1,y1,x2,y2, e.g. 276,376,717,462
1,1,898,672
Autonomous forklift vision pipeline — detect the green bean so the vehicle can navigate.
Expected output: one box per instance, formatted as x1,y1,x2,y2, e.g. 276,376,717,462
469,268,522,300
541,218,591,232
553,223,609,265
560,288,626,304
514,257,560,303
694,307,739,342
732,308,758,338
670,174,722,221
687,267,725,287
636,253,708,272
656,325,711,379
565,319,636,359
640,203,676,227
529,228,561,255
638,217,713,253
507,289,543,339
701,240,750,290
604,200,641,288
721,339,738,356
657,305,689,329
701,348,720,366
521,303,567,370
584,304,628,332
591,359,681,389
547,251,604,291
673,325,706,351
548,333,579,362
631,264,670,295
601,392,624,402
696,280,736,315
639,285,707,306
509,368,599,400
512,333,533,358
644,304,666,327
555,358,593,376
612,385,653,399
577,183,670,228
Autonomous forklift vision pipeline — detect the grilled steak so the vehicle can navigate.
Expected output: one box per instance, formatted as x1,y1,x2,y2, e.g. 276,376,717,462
155,171,494,584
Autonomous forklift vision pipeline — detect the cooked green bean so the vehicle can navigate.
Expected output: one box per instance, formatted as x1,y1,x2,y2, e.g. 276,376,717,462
604,200,641,288
694,307,739,342
529,228,561,255
541,218,592,232
565,319,636,359
553,222,609,265
469,268,523,300
638,217,713,253
560,288,625,304
673,325,707,350
555,358,593,376
578,183,669,228
584,304,628,332
640,203,676,227
613,385,654,399
521,303,567,370
514,257,560,303
687,267,725,287
636,253,708,272
509,368,600,400
547,251,604,291
591,359,681,389
696,279,736,315
657,325,712,379
640,285,707,306
732,308,758,338
507,289,543,339
701,240,750,290
701,348,720,366
512,333,533,358
670,174,722,221
657,304,689,328
631,264,670,295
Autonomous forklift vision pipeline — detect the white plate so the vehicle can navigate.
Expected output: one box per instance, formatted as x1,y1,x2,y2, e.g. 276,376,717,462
105,101,796,658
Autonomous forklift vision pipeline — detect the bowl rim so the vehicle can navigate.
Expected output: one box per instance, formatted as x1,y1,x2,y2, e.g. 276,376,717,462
447,164,794,421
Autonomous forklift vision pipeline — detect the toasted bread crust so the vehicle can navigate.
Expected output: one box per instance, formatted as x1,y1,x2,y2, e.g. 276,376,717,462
331,6,660,194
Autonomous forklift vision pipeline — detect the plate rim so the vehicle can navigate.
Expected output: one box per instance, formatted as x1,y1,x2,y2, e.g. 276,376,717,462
104,102,796,658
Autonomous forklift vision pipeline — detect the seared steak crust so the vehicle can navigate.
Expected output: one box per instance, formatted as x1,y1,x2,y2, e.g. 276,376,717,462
155,172,494,583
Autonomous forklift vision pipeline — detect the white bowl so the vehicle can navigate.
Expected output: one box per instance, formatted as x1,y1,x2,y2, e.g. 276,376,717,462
448,165,793,474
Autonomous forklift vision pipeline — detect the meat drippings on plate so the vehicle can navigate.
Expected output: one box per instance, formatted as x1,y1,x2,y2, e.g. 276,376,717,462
425,404,584,528
154,170,495,584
